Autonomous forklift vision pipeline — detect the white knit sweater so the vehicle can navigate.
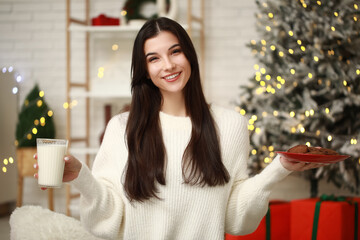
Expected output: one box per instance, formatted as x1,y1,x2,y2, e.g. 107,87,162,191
72,105,291,240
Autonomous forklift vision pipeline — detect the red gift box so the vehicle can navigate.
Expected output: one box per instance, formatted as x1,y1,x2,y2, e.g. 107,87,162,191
91,14,120,26
225,200,290,240
290,197,359,240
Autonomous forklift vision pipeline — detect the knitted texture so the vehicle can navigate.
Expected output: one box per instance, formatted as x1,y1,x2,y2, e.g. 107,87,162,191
72,105,291,239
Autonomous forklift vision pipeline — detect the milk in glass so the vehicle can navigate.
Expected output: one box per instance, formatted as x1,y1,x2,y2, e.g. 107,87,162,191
37,138,68,188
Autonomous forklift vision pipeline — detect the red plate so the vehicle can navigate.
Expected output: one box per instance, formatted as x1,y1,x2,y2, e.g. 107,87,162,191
276,151,351,163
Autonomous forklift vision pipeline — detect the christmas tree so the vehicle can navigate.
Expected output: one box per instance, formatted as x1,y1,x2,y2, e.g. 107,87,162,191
237,0,360,196
15,84,55,147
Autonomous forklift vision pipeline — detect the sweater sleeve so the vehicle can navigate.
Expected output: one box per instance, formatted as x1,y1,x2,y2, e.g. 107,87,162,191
71,116,126,239
224,114,291,236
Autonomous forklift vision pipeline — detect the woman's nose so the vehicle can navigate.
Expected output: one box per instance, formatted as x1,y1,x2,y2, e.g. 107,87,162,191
163,58,175,71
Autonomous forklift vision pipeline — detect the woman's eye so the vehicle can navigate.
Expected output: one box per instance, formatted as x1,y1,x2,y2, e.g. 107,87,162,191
148,57,158,62
172,49,181,54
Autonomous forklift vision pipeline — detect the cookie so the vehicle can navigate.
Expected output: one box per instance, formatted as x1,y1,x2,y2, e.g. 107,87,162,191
287,145,309,153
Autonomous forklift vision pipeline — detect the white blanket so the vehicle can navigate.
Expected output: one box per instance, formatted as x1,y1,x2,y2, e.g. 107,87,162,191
9,205,103,240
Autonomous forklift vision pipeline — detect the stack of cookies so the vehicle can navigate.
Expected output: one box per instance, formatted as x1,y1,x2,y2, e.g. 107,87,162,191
287,145,339,155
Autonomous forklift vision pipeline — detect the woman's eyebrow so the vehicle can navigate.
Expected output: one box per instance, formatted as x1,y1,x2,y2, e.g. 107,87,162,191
145,44,180,58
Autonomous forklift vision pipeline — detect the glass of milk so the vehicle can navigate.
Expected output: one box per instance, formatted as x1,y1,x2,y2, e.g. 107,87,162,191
36,138,68,188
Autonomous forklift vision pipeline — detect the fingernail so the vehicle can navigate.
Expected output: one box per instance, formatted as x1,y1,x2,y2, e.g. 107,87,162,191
64,156,69,161
33,154,36,159
33,163,36,169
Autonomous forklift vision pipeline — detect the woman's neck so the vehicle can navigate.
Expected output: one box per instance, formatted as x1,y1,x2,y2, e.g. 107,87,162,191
161,92,187,117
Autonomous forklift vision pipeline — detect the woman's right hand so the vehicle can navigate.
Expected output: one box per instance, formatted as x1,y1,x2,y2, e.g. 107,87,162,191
33,154,82,190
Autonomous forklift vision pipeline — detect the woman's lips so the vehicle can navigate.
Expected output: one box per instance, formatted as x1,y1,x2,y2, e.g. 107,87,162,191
163,72,181,82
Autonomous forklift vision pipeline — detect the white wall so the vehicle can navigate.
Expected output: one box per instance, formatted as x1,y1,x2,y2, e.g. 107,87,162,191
0,0,356,211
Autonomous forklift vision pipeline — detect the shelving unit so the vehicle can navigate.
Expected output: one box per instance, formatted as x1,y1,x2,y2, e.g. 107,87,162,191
65,0,205,216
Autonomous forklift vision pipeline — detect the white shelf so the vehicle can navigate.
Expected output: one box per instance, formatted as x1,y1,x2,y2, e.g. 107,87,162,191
69,23,191,32
70,90,131,99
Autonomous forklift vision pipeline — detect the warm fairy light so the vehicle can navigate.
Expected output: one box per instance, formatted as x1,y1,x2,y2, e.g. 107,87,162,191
63,102,69,109
269,152,275,157
290,111,295,117
251,149,257,155
305,111,310,117
27,133,32,140
291,127,296,133
256,87,264,95
268,146,274,151
270,45,276,51
317,1,321,5
39,91,44,97
3,159,8,165
261,40,267,45
255,128,261,134
251,115,258,121
288,31,294,36
48,110,53,117
260,68,266,74
310,109,314,116
266,26,271,32
351,138,358,145
240,109,246,115
306,142,311,147
327,135,333,141
273,110,278,116
334,12,338,17
277,83,282,89
254,64,260,70
262,2,268,8
289,49,294,54
297,40,302,45
248,125,255,131
262,112,268,117
112,44,119,51
251,40,256,45
268,13,274,18
279,51,284,57
260,81,266,86
290,69,296,75
2,167,6,173
37,100,43,107
316,130,321,136
9,157,14,164
356,69,360,75
331,26,335,31
265,75,271,80
300,126,305,133
32,128,37,134
40,117,45,126
325,108,330,114
308,73,313,78
264,157,270,163
300,46,306,51
121,10,127,16
354,4,359,10
255,75,261,81
34,119,39,125
314,56,319,62
354,16,358,22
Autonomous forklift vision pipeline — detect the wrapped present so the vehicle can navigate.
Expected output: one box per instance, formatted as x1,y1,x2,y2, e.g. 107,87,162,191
91,14,120,26
225,200,290,240
290,195,359,240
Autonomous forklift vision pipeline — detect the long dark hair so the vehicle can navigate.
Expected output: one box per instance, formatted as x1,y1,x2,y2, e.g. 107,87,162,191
125,17,230,202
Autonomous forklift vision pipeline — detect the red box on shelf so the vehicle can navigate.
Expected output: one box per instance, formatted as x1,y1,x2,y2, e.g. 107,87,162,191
225,200,290,240
91,14,119,26
290,197,359,240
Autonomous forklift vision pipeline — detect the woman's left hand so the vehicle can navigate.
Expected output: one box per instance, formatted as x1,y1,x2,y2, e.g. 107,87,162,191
279,156,326,171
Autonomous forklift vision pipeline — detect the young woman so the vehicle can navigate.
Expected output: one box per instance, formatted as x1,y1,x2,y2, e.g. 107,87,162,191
35,17,322,239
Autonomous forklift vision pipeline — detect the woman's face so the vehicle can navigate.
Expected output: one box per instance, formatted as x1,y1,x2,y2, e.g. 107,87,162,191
144,31,191,98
